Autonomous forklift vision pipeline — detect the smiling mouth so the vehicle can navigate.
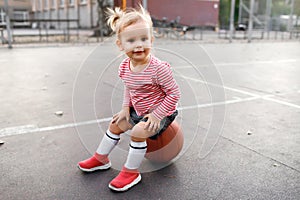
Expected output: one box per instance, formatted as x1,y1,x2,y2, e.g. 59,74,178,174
133,51,144,54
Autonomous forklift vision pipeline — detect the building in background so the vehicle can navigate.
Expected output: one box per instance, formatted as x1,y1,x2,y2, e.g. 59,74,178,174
32,0,219,30
31,0,98,29
0,0,31,27
150,0,219,28
114,0,220,29
2,0,219,30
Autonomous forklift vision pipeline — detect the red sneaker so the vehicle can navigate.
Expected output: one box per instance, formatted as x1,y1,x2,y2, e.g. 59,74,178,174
78,153,111,172
108,167,141,192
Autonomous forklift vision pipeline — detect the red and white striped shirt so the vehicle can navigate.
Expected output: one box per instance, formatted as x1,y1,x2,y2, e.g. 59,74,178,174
119,55,180,120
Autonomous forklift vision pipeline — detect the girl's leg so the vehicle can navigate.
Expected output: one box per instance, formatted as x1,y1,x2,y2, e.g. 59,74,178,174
95,121,124,156
109,122,154,191
124,122,151,170
78,119,132,172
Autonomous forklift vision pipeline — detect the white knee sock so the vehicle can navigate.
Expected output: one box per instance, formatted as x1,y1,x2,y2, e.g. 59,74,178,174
96,130,120,155
124,141,147,170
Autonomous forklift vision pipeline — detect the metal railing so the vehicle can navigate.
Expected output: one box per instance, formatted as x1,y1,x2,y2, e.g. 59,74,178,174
10,19,80,42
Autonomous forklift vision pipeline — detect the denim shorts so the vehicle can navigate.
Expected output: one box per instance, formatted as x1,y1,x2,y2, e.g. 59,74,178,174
129,107,178,140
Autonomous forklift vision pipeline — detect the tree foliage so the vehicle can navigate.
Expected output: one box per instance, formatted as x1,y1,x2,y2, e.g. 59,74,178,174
272,0,291,16
295,0,300,15
219,0,300,29
219,0,240,29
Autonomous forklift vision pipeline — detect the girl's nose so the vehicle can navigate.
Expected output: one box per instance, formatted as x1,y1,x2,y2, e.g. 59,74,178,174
136,41,143,48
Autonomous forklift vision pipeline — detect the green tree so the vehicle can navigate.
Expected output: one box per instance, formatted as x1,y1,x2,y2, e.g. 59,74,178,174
219,0,230,29
272,0,290,16
295,0,300,16
293,0,300,27
219,0,240,29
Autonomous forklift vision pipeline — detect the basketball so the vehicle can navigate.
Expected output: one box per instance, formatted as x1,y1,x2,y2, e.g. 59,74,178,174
145,121,184,163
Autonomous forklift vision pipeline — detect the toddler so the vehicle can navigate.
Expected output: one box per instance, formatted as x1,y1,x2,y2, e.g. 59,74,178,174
78,5,180,192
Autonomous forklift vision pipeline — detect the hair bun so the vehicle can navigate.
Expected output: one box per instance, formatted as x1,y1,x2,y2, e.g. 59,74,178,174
106,7,124,32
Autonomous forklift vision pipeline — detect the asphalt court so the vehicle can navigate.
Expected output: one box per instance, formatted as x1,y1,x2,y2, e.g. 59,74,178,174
0,41,300,199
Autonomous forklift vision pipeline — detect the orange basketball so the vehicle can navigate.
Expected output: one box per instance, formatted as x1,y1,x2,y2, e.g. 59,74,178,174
145,121,184,163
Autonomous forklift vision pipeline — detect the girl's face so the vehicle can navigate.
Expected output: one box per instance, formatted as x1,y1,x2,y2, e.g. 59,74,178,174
117,20,153,65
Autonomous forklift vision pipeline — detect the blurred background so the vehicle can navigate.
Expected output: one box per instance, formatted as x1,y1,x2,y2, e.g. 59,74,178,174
0,0,299,45
1,2,300,199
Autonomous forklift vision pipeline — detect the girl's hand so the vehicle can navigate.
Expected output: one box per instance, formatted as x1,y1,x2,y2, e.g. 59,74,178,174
143,113,161,132
112,107,130,124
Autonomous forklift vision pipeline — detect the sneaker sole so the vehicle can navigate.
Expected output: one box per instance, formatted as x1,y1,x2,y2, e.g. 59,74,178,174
77,162,111,172
108,174,142,192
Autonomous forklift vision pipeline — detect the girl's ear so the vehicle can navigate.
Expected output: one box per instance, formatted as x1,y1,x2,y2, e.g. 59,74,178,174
151,36,154,44
116,39,124,51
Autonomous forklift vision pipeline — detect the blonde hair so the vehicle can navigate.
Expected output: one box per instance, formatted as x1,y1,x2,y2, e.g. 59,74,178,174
106,5,153,38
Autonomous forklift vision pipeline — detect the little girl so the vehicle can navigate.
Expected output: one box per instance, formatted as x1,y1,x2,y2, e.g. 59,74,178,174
78,6,180,192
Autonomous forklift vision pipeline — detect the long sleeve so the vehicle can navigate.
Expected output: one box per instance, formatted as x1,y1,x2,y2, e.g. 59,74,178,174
122,85,132,107
152,62,181,120
119,58,132,107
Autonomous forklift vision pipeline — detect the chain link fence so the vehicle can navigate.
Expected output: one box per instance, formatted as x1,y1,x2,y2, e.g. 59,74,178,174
1,0,299,47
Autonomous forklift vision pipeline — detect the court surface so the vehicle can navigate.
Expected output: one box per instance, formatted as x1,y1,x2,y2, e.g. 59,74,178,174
0,40,299,199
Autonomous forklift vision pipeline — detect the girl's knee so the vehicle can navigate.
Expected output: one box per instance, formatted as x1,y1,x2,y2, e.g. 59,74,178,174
109,120,131,134
109,122,123,135
131,123,153,142
131,135,147,142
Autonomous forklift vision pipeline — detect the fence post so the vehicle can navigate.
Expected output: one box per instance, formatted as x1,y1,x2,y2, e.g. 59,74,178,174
247,0,254,43
39,23,42,42
229,0,236,43
265,0,272,40
0,28,4,44
289,0,295,39
46,21,49,43
200,27,203,40
4,0,12,48
76,19,79,41
68,20,70,42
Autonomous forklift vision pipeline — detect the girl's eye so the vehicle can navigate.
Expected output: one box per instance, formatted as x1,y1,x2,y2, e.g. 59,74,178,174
128,39,134,43
141,37,148,41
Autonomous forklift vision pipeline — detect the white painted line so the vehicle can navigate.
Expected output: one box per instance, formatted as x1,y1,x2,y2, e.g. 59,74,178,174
0,117,112,138
174,48,300,112
38,117,112,132
1,94,298,138
179,74,300,110
215,59,298,67
178,96,259,111
232,96,242,100
175,65,203,69
0,96,261,138
174,59,298,69
0,125,39,137
262,96,300,109
178,74,260,97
